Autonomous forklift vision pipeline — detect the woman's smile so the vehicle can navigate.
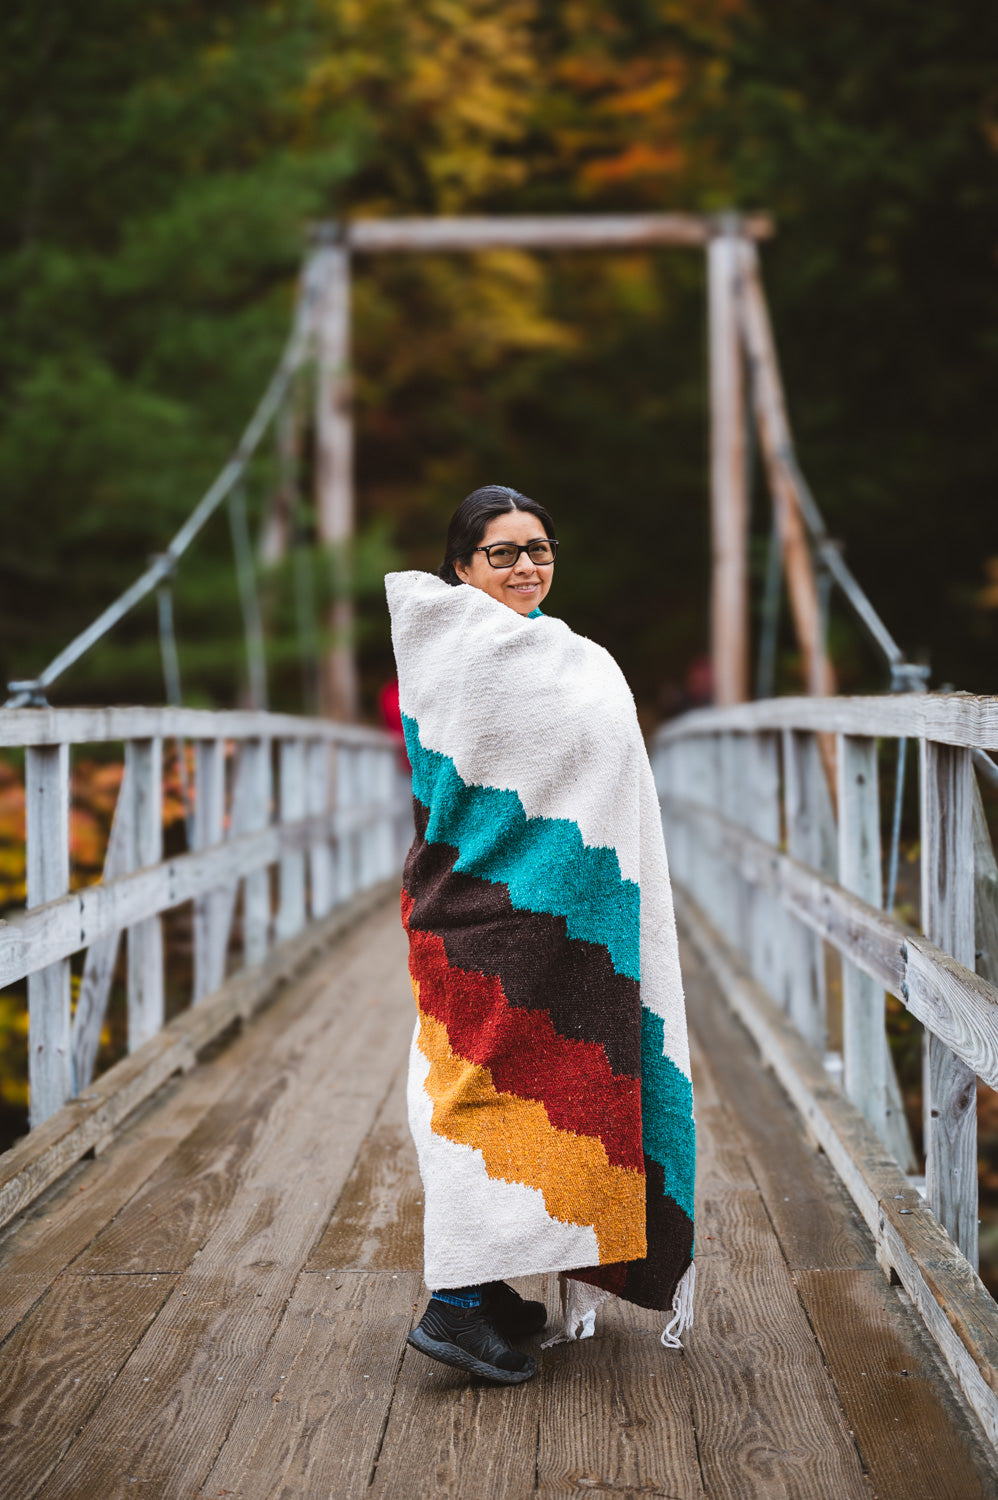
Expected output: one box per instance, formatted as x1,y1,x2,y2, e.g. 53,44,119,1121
454,510,555,615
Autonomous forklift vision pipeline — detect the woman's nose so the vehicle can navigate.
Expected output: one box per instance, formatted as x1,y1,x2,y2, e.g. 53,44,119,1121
512,551,536,574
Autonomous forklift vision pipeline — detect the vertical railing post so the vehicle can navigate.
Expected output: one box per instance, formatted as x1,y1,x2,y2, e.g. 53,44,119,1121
744,732,782,998
277,738,307,939
193,738,226,1002
920,739,978,1266
307,738,335,919
837,735,888,1140
375,746,395,881
125,737,164,1050
239,738,272,966
26,743,71,1125
336,741,356,904
783,730,828,1049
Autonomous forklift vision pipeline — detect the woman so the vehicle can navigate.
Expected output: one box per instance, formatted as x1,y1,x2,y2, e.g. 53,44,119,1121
386,485,695,1386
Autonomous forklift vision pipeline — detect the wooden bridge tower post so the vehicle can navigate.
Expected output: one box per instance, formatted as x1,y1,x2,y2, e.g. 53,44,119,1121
314,227,359,723
708,216,750,705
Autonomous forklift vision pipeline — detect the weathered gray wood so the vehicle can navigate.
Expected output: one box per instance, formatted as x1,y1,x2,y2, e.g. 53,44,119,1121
192,738,227,1002
347,211,773,254
306,738,335,919
126,737,165,1051
684,938,997,1496
743,732,782,997
374,747,397,881
973,775,998,989
0,880,397,1233
655,691,998,750
0,704,395,750
837,735,888,1141
920,740,978,1268
0,801,385,990
660,795,998,1090
708,227,749,705
315,243,357,721
26,743,71,1126
72,759,132,1090
39,906,413,1499
677,887,998,1452
783,730,828,1048
277,738,307,940
237,738,272,966
336,744,356,904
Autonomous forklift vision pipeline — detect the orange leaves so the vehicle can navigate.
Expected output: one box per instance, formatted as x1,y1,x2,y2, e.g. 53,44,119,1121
582,142,684,186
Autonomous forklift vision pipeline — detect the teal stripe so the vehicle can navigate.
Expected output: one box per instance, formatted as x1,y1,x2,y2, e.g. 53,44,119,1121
403,713,640,979
641,1007,696,1224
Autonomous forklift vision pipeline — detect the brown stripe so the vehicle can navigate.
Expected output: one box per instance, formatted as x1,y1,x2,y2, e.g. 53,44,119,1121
404,806,642,1079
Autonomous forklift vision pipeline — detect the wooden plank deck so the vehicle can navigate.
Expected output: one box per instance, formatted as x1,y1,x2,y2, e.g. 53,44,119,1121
1,897,996,1499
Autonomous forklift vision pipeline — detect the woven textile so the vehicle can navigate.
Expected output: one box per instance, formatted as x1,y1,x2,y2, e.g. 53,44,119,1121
386,571,694,1328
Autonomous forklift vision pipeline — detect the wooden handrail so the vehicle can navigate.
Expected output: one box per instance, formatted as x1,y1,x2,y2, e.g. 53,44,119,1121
655,692,998,748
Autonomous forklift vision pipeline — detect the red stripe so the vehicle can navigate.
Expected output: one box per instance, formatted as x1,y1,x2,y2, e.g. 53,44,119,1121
402,889,644,1173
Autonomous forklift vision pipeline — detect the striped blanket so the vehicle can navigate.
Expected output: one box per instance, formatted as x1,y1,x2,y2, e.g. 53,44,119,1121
386,570,694,1344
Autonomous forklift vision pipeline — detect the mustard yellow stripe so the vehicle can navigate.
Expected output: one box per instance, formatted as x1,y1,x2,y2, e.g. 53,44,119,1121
414,996,646,1266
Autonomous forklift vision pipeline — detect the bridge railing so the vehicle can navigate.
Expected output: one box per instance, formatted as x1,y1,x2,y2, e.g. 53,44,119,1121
0,706,409,1222
654,692,998,1443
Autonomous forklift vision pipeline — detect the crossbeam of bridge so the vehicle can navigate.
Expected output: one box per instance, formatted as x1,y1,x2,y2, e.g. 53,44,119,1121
0,897,993,1498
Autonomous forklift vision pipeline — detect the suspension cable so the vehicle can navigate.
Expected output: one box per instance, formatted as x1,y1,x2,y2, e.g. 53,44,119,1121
5,248,332,709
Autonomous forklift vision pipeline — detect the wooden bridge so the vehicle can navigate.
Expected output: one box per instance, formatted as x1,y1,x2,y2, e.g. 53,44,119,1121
3,214,998,1496
1,696,998,1496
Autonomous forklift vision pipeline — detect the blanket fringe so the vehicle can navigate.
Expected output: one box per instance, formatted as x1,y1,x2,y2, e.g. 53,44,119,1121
660,1262,696,1349
541,1277,609,1347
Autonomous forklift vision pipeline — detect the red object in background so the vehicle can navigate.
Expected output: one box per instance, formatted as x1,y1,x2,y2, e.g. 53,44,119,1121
379,679,411,772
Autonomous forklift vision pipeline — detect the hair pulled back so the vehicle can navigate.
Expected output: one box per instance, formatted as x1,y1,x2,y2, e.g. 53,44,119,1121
438,485,555,586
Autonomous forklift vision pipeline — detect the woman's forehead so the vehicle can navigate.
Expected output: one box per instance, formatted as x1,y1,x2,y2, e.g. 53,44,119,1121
481,511,547,542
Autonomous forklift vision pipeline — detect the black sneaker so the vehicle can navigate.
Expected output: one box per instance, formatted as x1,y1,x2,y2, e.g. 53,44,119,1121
482,1281,547,1338
407,1298,537,1384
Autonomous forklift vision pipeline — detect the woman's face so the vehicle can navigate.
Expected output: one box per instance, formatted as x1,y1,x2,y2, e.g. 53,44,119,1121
454,510,555,616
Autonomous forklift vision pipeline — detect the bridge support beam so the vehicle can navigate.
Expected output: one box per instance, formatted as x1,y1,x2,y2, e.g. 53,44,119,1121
708,220,750,705
315,236,359,723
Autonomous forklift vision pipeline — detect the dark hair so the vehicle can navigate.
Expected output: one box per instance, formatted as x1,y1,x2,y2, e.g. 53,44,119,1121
438,485,556,586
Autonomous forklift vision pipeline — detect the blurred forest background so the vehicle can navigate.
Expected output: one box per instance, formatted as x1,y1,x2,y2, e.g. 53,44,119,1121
1,0,997,718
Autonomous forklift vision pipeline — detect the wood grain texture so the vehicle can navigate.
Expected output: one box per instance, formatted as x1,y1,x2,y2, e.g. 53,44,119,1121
684,1188,870,1500
655,692,998,751
35,906,413,1498
370,1282,546,1500
837,734,889,1141
921,741,979,1266
0,1273,179,1497
0,881,397,1233
199,1271,422,1499
26,743,72,1125
795,1268,998,1500
536,1293,704,1498
684,938,877,1273
678,885,998,1456
307,1069,423,1274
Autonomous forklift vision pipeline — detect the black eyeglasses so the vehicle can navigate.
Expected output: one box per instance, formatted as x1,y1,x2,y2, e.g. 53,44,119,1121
474,539,559,569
